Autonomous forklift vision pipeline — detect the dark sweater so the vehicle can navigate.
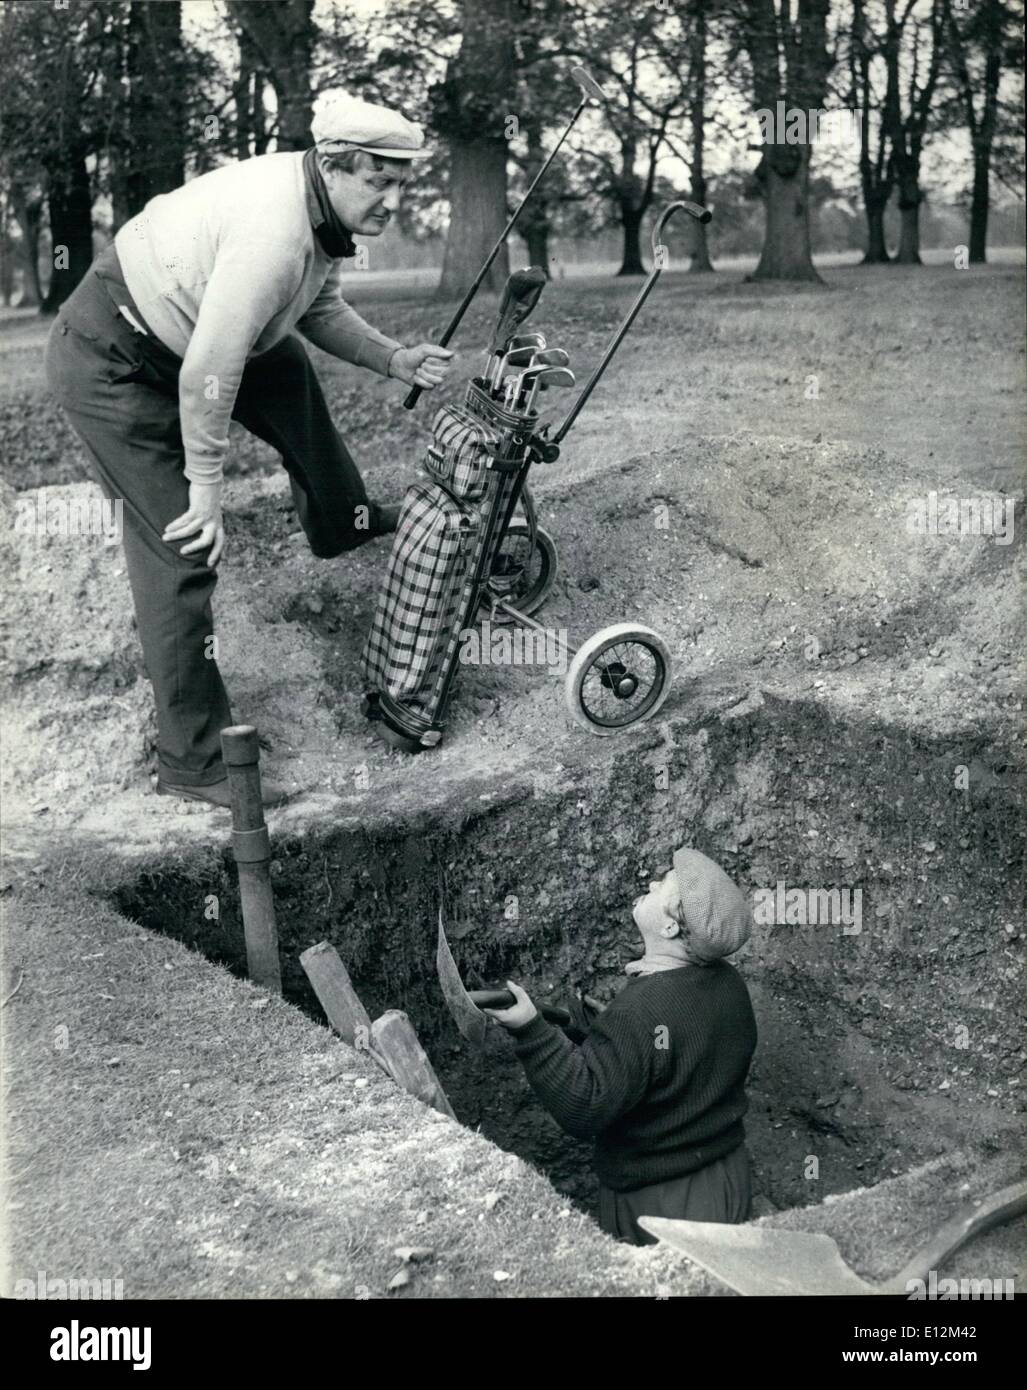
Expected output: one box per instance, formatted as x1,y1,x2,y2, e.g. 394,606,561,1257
510,962,757,1192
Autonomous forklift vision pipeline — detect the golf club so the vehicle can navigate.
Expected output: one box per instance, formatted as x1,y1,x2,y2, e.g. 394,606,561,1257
403,65,610,410
491,344,539,394
505,356,551,410
483,331,546,390
525,365,575,414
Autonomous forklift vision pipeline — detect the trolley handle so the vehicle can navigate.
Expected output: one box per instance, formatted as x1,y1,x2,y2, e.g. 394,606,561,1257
550,199,711,446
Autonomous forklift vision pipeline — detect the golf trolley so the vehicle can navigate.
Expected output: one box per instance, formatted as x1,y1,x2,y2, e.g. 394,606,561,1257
360,200,711,755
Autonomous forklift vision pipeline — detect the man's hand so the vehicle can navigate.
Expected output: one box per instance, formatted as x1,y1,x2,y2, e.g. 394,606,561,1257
482,979,538,1030
163,481,225,567
389,343,455,391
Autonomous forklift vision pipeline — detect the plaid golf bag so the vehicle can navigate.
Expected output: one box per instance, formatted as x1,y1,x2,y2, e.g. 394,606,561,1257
361,381,534,749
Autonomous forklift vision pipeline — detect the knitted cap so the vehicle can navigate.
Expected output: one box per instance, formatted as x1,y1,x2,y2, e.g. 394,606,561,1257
311,92,430,160
672,847,751,961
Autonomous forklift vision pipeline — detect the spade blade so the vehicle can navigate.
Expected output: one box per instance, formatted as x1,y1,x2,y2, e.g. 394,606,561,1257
436,907,487,1046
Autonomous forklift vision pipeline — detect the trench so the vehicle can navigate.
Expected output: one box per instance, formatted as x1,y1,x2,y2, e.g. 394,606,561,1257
111,694,1025,1218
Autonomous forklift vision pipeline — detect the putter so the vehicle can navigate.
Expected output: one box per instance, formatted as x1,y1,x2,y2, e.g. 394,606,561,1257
524,365,575,414
403,65,610,409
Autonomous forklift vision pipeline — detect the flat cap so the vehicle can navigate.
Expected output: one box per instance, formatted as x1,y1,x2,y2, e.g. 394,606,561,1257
311,92,430,160
672,847,752,961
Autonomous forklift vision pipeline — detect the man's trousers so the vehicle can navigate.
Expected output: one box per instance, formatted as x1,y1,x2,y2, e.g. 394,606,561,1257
45,244,389,787
598,1144,753,1246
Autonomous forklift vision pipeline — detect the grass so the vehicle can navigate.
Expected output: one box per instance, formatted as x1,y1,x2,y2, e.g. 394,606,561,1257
2,251,1024,495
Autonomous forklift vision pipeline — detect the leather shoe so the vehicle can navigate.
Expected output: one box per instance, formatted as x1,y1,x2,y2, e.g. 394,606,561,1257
156,776,294,809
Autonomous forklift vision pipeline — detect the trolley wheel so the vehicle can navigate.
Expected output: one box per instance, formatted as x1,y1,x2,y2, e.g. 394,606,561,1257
483,523,558,624
564,623,672,736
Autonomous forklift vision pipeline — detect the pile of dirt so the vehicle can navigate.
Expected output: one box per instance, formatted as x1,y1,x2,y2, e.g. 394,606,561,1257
2,431,1022,844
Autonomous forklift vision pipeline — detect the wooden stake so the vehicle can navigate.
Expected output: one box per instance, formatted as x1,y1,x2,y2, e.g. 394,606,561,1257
300,941,373,1049
371,1011,457,1120
221,725,281,993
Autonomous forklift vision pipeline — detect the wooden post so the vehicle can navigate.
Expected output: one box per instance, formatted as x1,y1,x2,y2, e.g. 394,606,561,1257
221,725,281,994
300,941,373,1049
372,1010,457,1121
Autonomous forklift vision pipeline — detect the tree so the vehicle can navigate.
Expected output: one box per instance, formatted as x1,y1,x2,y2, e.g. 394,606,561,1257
848,0,895,262
880,0,945,265
0,1,114,312
573,1,694,275
227,0,316,150
942,0,1024,262
740,0,833,282
431,0,516,298
688,0,714,272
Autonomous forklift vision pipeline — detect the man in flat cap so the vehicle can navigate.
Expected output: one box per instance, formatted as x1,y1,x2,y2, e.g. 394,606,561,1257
487,847,758,1244
46,93,452,808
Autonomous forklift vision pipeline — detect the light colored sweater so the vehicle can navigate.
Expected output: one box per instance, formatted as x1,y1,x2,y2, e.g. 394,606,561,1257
114,152,404,485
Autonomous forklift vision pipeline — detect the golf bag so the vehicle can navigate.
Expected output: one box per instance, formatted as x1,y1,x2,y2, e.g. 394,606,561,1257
360,381,537,750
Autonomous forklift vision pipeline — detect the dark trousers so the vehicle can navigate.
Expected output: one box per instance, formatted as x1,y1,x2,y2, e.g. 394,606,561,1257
598,1145,752,1246
45,245,387,785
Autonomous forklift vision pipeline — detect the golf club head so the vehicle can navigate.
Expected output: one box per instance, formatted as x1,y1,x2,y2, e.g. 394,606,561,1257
528,348,570,368
571,65,609,103
535,367,576,390
507,332,547,351
490,266,546,352
491,344,538,392
527,366,576,413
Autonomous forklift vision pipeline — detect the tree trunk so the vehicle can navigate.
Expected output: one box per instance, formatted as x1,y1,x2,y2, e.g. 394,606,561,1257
228,0,314,151
689,0,713,272
895,187,921,264
689,168,713,272
969,147,990,263
743,0,831,283
618,202,646,276
750,148,822,282
862,195,890,263
517,121,551,277
42,143,93,314
438,139,510,296
523,222,550,277
10,183,43,305
126,0,185,212
434,0,514,300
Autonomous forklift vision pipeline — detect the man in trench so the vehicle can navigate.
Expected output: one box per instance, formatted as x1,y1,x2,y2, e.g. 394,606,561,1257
486,847,758,1244
45,93,453,808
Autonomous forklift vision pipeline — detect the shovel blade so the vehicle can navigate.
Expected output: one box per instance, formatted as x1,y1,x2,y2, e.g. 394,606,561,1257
436,910,487,1046
637,1217,878,1297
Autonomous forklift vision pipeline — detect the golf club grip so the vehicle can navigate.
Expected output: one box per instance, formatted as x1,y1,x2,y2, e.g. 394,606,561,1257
468,990,570,1025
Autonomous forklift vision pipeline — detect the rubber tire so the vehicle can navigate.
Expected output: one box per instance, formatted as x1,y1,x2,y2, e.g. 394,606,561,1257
564,623,673,736
484,523,559,624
